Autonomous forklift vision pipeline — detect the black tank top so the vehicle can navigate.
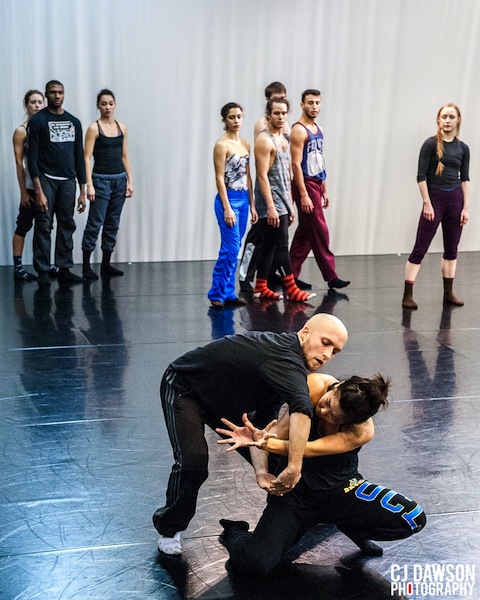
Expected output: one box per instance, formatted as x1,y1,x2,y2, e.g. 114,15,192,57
299,413,360,491
92,121,124,174
272,413,360,499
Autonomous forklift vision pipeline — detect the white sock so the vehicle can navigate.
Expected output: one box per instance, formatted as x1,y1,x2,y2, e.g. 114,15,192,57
157,532,182,555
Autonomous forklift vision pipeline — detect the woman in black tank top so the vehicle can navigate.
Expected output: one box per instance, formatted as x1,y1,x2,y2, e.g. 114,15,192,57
81,89,133,280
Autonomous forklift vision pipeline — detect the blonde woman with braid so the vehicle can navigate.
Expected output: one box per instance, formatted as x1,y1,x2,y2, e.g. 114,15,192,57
402,104,470,309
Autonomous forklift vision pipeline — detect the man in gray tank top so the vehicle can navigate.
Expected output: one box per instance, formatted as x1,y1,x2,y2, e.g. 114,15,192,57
253,99,315,303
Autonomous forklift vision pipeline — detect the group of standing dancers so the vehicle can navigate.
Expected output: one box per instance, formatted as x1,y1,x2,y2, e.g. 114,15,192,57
11,82,468,309
208,82,350,310
11,81,133,285
208,83,470,310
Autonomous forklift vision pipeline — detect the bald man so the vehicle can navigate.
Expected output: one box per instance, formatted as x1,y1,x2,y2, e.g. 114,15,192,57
153,314,348,555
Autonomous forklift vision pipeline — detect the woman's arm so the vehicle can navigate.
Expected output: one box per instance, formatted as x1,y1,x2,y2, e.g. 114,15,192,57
459,144,470,226
416,138,433,183
217,412,374,458
416,138,435,220
460,180,470,225
12,126,30,205
213,140,236,227
418,180,434,221
263,419,374,457
84,123,98,202
120,123,134,197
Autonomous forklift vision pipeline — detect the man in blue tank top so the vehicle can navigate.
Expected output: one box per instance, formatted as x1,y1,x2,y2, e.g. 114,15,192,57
289,90,350,290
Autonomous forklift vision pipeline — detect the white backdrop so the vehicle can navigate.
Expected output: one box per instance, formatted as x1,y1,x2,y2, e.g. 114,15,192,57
1,0,479,266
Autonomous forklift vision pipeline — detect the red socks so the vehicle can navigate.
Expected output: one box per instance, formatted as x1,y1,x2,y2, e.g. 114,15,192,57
253,278,283,300
282,274,316,302
254,276,316,302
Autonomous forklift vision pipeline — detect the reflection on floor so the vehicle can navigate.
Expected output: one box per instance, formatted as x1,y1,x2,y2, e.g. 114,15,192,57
0,253,479,599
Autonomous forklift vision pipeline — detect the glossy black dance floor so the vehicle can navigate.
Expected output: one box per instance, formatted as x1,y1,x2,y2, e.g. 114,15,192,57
1,254,479,599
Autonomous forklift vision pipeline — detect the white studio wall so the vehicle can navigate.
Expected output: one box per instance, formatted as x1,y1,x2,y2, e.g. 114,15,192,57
1,0,479,266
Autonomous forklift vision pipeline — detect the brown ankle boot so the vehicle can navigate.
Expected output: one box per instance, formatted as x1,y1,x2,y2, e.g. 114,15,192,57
402,281,418,309
443,277,464,306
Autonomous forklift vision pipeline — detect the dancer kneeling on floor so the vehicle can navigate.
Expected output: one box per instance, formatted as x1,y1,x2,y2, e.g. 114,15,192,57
216,372,426,579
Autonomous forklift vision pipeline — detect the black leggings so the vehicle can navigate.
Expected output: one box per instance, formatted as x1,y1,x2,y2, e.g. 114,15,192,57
256,214,292,280
15,190,36,237
226,476,426,578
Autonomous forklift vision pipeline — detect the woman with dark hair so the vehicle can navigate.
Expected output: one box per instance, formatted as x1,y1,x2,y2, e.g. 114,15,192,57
11,90,45,280
402,103,470,309
82,89,133,280
216,372,426,578
208,102,257,308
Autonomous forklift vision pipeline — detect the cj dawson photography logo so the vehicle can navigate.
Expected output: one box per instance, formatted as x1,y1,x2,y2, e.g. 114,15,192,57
390,563,476,597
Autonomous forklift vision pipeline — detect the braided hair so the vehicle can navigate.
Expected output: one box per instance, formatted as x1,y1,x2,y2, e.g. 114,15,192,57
435,103,461,176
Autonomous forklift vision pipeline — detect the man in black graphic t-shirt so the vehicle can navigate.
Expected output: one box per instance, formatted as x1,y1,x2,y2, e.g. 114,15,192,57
28,80,87,285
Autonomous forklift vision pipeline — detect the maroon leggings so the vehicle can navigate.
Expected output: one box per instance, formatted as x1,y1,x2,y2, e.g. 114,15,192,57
408,187,464,264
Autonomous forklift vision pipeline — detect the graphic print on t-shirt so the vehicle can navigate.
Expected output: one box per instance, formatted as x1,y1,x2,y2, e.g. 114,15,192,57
306,137,325,177
49,121,75,142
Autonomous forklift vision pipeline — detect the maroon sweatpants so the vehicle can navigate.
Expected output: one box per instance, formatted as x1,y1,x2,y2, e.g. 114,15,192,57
290,177,337,282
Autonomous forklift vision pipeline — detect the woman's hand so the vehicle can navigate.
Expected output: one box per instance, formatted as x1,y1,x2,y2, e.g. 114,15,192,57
20,191,31,208
224,206,236,227
460,207,469,226
216,413,277,452
87,185,96,202
422,201,435,221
